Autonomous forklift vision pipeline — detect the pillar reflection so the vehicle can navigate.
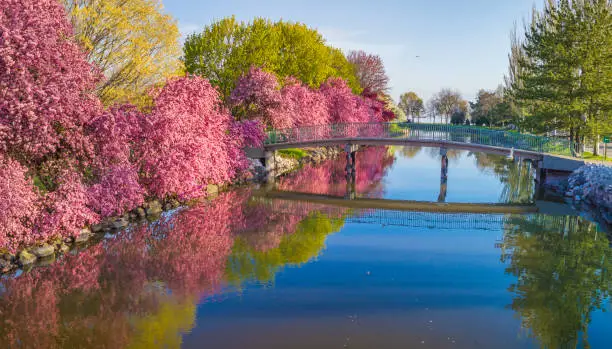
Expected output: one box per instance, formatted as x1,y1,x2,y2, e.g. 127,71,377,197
438,148,448,203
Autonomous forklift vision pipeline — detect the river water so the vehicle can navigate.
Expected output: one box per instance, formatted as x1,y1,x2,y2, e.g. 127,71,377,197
1,146,610,349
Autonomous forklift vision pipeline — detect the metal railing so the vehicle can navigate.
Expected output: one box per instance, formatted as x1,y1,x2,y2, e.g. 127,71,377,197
265,122,577,157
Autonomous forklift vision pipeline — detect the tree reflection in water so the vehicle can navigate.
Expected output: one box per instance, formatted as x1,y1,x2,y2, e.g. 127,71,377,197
472,152,536,204
500,215,612,349
0,147,394,348
3,147,609,349
277,146,395,198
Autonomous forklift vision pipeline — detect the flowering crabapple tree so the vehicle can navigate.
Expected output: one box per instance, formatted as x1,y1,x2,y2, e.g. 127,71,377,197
140,75,264,201
320,78,371,124
230,67,289,129
86,105,146,218
0,154,40,251
279,78,330,128
87,104,144,168
347,50,390,94
37,169,99,241
87,164,146,218
0,0,102,169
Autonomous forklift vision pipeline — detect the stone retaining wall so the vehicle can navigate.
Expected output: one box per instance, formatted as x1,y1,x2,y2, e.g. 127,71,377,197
565,164,612,226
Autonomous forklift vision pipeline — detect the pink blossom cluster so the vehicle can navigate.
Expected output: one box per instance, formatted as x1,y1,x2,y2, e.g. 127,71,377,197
230,67,396,131
0,0,102,166
0,0,265,251
140,76,264,201
0,154,40,249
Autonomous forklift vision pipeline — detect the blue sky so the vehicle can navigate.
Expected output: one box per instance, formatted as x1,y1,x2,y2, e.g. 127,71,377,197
164,0,538,102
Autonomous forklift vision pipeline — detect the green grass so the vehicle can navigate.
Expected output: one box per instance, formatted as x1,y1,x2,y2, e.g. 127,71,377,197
388,122,404,135
278,148,308,160
583,152,612,163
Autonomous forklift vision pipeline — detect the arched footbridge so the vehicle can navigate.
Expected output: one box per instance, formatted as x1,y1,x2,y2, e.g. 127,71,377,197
246,123,585,177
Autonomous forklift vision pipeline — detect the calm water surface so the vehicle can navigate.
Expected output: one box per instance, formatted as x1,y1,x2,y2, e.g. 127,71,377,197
1,146,610,349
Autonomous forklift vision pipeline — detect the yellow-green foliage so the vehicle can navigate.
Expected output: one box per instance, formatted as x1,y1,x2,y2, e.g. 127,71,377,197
127,297,197,349
225,212,345,285
184,16,361,100
278,148,308,160
62,0,182,108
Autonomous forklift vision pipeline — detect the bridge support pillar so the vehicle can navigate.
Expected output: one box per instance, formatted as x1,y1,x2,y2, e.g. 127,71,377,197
264,150,276,183
534,160,546,184
344,144,359,180
345,174,356,200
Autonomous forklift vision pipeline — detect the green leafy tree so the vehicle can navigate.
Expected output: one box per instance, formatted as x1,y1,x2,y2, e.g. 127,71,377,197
499,214,612,348
450,109,466,125
580,0,612,155
433,88,462,124
183,17,361,100
62,0,182,108
381,95,406,121
398,91,424,122
503,26,529,129
512,0,611,152
470,89,503,126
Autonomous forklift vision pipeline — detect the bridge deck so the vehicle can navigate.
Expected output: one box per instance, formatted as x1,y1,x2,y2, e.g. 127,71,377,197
262,138,544,160
250,123,586,172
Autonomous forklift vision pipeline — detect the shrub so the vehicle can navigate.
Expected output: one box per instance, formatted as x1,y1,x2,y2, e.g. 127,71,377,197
140,75,261,200
87,165,146,218
0,154,40,251
0,0,102,167
38,169,99,241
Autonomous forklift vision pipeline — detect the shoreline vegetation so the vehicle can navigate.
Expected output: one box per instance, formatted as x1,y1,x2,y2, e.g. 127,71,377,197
0,145,343,275
0,1,394,261
2,1,610,273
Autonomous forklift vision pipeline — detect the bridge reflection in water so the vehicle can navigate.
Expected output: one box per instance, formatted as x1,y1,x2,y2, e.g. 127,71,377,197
252,191,579,232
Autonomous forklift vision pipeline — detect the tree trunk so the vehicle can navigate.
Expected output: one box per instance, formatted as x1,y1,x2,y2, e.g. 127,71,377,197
593,135,600,156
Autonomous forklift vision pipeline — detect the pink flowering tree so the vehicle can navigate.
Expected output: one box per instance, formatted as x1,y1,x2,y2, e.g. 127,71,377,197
0,154,40,252
0,0,101,169
87,104,144,168
362,89,395,122
320,78,371,124
319,78,372,137
140,75,264,201
280,78,330,128
230,67,292,129
86,105,146,218
87,165,145,218
38,169,99,240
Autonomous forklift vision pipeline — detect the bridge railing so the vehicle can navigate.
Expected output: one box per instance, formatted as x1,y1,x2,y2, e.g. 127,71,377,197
265,122,576,157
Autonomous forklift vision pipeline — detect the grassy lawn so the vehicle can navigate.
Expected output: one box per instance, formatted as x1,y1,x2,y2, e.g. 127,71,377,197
278,148,308,160
583,152,612,164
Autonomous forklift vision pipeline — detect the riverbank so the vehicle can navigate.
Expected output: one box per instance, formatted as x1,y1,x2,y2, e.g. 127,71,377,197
545,164,612,229
0,147,342,276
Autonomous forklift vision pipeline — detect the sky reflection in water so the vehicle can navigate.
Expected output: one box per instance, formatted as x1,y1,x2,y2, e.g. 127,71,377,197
0,146,610,349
